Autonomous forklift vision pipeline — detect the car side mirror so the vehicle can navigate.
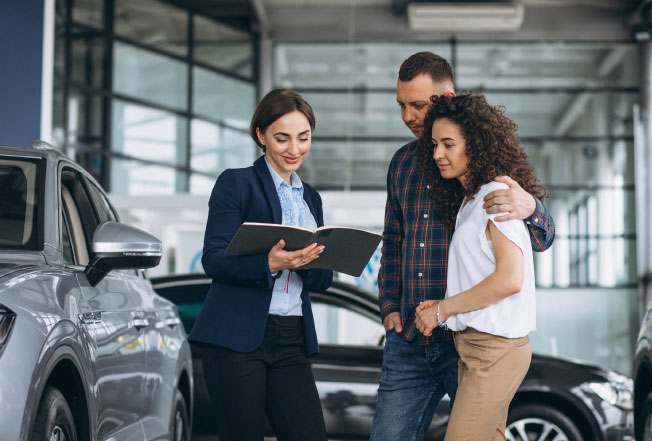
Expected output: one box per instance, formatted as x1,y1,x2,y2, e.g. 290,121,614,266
85,221,162,287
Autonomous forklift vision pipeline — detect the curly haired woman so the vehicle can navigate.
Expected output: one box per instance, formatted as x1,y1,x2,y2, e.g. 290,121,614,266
414,93,547,441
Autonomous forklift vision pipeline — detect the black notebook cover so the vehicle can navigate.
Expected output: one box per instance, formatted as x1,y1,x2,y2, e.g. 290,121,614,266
225,222,381,277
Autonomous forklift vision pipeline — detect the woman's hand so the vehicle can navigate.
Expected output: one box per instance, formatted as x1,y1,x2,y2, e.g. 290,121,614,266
415,300,441,337
268,239,324,273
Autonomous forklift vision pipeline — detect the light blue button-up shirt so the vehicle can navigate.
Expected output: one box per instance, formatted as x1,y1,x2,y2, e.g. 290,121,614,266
265,159,318,316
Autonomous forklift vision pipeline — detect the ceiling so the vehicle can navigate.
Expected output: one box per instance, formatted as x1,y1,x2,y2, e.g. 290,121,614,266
272,38,639,189
164,0,647,41
120,0,645,190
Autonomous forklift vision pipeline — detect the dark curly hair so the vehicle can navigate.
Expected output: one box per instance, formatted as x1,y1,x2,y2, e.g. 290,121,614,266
419,93,547,230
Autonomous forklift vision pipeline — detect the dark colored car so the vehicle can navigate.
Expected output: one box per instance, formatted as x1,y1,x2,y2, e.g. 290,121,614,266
153,274,634,441
0,145,193,441
634,305,652,440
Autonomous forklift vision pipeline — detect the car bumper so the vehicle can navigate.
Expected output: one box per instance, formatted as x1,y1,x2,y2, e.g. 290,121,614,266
603,409,634,441
604,428,634,441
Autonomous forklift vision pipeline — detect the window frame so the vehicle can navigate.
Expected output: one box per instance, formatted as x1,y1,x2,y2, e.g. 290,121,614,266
310,290,385,348
59,163,102,267
60,205,76,265
84,176,119,223
55,1,259,193
0,155,46,251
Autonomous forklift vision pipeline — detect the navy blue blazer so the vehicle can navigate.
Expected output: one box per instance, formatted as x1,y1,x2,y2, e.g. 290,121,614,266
188,156,333,356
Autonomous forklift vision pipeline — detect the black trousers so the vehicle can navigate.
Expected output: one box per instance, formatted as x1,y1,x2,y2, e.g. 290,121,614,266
201,314,327,441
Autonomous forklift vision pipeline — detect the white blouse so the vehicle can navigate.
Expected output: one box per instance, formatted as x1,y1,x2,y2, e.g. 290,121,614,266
445,181,536,338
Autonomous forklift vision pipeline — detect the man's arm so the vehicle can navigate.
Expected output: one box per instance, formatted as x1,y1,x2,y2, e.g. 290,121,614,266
378,163,404,333
483,176,555,252
524,198,555,252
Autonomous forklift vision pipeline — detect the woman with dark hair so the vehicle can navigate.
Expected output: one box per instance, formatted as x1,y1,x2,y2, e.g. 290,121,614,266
414,93,546,441
189,89,332,441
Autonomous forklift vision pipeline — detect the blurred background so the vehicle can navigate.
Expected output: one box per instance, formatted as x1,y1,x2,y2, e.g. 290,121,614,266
3,0,652,376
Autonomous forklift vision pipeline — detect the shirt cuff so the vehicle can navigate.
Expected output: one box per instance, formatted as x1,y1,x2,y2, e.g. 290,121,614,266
380,303,401,321
525,199,543,226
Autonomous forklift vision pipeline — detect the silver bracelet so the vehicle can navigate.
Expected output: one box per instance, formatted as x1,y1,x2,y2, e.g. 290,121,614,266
436,302,448,330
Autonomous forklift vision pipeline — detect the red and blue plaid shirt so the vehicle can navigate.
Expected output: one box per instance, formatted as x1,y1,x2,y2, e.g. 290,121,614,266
379,140,555,345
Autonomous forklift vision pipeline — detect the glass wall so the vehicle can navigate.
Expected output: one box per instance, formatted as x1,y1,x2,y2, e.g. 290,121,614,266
275,43,452,190
50,4,641,372
275,41,640,373
52,0,258,194
275,41,639,289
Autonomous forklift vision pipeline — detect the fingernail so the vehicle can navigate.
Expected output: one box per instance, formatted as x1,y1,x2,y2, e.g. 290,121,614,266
311,243,318,248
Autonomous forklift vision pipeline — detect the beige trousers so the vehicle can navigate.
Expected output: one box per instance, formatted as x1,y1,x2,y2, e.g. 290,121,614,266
443,328,531,441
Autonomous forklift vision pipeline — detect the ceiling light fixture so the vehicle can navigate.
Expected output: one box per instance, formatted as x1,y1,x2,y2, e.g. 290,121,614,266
407,1,525,32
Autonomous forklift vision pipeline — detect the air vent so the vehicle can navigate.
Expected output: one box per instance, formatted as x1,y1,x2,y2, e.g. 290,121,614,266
407,1,524,32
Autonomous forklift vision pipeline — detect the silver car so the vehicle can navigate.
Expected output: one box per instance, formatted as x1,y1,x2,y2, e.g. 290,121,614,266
0,144,193,441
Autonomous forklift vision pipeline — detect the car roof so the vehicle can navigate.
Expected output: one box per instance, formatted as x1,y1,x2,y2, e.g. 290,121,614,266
152,273,376,300
0,145,50,159
151,273,380,313
0,145,77,169
0,145,105,190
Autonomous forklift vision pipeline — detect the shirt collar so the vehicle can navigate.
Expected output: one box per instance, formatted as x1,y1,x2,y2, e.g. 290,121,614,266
264,157,303,190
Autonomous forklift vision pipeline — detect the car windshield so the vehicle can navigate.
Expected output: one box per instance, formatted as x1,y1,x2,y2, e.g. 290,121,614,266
0,157,41,250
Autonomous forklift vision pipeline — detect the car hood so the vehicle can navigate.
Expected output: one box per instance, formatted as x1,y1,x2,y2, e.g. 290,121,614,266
530,353,616,384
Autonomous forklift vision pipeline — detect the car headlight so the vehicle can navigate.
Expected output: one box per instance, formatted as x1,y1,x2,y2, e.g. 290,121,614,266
589,372,633,410
0,305,16,351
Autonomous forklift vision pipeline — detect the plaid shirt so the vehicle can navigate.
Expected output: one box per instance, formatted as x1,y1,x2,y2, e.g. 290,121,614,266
379,140,555,345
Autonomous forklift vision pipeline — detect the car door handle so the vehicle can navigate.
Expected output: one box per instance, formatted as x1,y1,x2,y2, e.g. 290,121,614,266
78,312,102,324
132,318,149,330
163,317,181,329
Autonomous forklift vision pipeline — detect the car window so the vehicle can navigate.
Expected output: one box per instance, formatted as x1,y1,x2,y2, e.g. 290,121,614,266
312,301,385,346
61,212,75,264
61,167,101,266
0,158,40,250
61,186,90,266
85,179,117,223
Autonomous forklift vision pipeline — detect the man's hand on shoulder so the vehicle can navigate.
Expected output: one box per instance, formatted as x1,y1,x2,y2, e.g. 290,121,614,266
483,176,536,222
383,312,403,333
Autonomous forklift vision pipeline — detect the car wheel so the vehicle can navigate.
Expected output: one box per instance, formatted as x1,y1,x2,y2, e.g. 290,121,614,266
643,413,652,441
170,389,190,441
30,386,78,441
641,392,652,441
506,404,583,441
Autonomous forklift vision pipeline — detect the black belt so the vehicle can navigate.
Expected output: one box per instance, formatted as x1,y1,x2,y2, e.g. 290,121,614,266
267,314,303,327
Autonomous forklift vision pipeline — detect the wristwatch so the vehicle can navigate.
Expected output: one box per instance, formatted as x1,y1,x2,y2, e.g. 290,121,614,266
436,302,448,330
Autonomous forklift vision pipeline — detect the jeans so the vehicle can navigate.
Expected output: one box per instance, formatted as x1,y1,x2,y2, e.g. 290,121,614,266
370,330,459,441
